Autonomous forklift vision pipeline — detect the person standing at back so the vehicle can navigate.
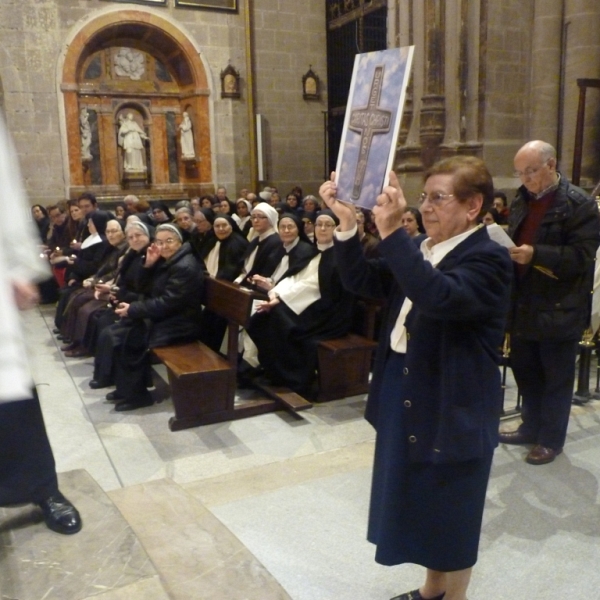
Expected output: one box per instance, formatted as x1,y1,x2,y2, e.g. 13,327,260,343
500,140,600,465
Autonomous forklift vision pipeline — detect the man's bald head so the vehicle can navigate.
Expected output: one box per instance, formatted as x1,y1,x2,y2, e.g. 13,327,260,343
514,140,558,196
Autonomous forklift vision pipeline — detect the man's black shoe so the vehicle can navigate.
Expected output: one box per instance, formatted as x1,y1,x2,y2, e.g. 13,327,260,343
37,492,82,535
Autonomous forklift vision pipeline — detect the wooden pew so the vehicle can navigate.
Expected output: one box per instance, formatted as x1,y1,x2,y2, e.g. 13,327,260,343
152,277,311,431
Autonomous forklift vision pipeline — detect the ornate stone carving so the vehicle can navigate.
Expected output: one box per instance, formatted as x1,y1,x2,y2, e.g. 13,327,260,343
114,48,145,81
179,111,196,160
80,108,92,162
118,112,148,172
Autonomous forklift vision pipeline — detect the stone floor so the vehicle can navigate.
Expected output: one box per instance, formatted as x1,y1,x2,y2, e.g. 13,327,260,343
2,305,600,599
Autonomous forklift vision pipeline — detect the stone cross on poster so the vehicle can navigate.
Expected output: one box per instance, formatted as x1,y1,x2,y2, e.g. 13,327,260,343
335,46,414,210
348,66,392,199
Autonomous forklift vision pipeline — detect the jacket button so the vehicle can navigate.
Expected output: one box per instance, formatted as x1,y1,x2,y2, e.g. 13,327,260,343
403,367,409,375
408,435,417,443
404,400,412,407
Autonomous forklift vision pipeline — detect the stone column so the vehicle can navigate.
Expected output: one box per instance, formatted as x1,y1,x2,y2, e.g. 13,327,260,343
562,0,600,184
529,0,564,148
419,0,446,168
395,0,424,180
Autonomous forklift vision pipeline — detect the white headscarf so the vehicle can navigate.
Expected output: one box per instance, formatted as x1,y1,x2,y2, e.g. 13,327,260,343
252,202,278,230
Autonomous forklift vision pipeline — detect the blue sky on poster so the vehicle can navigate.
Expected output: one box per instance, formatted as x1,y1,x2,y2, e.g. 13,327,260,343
335,47,412,210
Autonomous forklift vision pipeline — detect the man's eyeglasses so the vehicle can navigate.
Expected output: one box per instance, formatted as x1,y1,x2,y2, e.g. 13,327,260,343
417,192,455,207
513,162,548,179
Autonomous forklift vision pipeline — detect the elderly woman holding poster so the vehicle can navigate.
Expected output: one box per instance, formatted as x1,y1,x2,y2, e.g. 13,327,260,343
319,156,512,600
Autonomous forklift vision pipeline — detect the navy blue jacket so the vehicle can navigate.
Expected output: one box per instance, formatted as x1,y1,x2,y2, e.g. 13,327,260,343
334,226,512,464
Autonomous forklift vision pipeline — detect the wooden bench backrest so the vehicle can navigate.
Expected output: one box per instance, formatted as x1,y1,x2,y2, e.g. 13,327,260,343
204,277,257,328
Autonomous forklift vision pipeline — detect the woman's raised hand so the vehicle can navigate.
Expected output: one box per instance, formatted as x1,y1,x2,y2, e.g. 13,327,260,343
318,172,357,232
144,243,161,267
372,171,407,239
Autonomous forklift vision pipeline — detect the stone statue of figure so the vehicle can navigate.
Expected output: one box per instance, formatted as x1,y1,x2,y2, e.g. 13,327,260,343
179,112,195,159
80,108,92,161
118,112,148,172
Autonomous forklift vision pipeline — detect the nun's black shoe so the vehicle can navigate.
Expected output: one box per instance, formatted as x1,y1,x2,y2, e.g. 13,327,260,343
38,492,82,535
114,399,154,411
390,591,445,600
89,379,111,389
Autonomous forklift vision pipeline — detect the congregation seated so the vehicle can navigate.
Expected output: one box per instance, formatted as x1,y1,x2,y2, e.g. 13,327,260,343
150,201,173,224
189,208,215,258
301,194,320,216
90,221,153,388
234,202,283,285
59,219,128,357
174,206,195,241
232,198,253,236
98,223,204,411
245,210,355,397
198,215,249,351
54,210,113,331
400,206,427,247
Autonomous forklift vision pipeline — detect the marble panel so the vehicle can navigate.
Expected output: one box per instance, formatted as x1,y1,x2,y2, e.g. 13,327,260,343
109,479,292,600
0,470,156,600
81,576,169,600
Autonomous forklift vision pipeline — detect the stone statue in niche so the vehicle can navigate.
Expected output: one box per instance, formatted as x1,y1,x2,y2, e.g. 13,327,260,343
179,112,195,160
118,113,148,172
114,48,145,81
80,108,92,161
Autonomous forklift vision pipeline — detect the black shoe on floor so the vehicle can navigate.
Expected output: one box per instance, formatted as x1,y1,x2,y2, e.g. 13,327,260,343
114,399,154,412
390,590,445,600
52,328,60,334
89,379,110,389
37,492,82,535
105,390,124,402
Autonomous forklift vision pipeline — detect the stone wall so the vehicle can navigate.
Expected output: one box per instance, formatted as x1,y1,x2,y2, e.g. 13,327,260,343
0,0,327,205
480,0,534,184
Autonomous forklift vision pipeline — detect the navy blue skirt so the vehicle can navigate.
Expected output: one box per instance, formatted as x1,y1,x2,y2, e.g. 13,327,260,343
367,352,493,571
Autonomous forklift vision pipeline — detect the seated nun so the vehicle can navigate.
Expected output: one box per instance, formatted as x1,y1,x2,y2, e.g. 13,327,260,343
245,209,354,397
198,215,249,351
234,202,283,285
232,198,253,237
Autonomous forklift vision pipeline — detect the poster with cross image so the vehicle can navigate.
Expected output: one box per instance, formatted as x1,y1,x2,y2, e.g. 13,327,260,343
335,46,414,210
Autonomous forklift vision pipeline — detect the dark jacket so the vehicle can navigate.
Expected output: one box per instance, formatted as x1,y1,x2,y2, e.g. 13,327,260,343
508,176,600,340
334,226,512,464
128,242,204,348
65,238,112,283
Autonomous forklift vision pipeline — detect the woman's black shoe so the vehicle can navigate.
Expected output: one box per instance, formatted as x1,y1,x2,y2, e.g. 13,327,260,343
89,379,110,389
114,399,154,412
105,390,124,402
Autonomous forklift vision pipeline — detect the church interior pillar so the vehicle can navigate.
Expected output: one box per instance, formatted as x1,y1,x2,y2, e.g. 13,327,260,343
529,0,564,149
419,0,446,168
395,0,424,182
562,0,600,185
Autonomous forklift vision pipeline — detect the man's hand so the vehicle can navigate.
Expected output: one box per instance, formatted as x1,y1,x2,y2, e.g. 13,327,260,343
319,172,358,232
509,244,534,265
12,281,39,310
372,171,407,239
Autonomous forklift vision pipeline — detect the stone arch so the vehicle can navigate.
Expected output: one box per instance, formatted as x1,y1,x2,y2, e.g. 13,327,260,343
58,8,214,200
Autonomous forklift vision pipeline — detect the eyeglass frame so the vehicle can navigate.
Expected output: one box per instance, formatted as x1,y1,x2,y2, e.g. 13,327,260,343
513,160,550,179
417,192,456,207
154,238,179,246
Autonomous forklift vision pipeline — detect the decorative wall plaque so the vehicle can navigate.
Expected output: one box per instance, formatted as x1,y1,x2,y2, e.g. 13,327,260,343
174,0,237,11
220,63,241,99
302,66,320,100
